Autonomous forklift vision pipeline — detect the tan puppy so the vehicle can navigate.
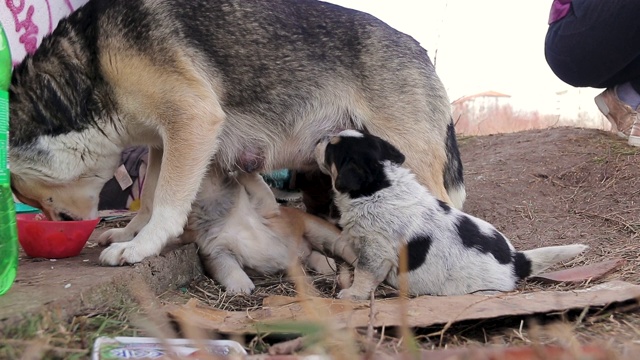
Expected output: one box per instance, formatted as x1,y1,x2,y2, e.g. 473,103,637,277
184,168,356,294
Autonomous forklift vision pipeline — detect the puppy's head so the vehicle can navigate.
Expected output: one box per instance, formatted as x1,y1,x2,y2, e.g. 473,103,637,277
315,130,405,198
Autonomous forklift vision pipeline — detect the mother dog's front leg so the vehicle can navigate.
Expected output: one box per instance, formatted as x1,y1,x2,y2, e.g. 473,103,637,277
98,147,162,246
100,110,224,265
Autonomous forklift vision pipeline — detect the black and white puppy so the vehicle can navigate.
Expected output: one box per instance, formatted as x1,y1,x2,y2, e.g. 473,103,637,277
315,130,588,300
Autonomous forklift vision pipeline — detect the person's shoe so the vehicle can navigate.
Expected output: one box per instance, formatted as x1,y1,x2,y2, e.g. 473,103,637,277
594,88,639,145
629,118,640,147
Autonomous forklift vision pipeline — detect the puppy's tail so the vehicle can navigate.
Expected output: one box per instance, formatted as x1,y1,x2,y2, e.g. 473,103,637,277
516,244,588,279
443,120,466,210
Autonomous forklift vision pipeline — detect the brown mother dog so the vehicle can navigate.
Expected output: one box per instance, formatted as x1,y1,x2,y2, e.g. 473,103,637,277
9,0,465,266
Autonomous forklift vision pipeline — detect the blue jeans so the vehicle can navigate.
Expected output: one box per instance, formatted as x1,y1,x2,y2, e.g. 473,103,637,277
545,0,640,93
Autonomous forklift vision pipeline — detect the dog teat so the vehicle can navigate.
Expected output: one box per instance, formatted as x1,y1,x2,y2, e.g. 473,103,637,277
236,147,265,173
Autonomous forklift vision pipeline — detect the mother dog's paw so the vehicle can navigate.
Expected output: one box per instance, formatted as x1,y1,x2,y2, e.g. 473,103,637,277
99,242,157,266
97,228,136,246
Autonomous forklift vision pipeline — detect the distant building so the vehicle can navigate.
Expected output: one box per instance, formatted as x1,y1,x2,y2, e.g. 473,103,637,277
452,91,514,136
451,89,610,136
452,91,512,114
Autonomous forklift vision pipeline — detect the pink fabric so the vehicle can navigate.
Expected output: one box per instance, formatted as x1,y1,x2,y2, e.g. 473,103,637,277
0,0,89,65
549,0,573,25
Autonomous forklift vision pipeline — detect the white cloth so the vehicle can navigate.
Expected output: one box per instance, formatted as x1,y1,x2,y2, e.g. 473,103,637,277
1,0,89,65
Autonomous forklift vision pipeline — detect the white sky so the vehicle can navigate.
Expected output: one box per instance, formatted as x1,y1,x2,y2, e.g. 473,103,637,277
325,0,585,109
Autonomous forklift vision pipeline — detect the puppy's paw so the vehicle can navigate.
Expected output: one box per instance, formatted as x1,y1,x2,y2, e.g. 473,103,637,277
99,241,159,266
337,287,368,301
337,264,353,289
221,275,255,295
307,252,337,275
314,257,337,275
224,281,255,295
97,228,136,246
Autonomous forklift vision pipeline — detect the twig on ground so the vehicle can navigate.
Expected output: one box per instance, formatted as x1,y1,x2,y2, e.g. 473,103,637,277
363,290,377,358
575,210,639,235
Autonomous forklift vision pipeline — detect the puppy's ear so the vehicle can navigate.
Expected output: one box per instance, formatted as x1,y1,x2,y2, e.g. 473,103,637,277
335,162,367,193
375,137,406,165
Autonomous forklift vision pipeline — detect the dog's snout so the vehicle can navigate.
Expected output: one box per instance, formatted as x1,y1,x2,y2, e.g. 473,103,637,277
58,212,76,221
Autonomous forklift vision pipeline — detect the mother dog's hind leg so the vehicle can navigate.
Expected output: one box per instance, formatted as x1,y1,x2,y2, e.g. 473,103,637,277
97,147,162,246
100,105,225,266
401,135,452,206
368,121,453,206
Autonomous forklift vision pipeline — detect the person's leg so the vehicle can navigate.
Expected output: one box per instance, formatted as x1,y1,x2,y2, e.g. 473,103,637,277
545,0,640,145
545,0,640,90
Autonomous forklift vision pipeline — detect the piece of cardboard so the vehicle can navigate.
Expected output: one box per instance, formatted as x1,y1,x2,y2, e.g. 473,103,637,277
168,281,640,335
531,259,626,283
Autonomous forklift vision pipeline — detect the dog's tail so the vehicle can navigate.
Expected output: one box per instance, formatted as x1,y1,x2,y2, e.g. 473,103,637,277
515,244,588,279
444,120,466,209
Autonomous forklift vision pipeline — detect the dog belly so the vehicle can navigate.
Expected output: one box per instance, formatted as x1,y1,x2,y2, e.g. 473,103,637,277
234,144,316,173
217,114,354,173
229,210,310,274
234,231,314,276
218,225,292,275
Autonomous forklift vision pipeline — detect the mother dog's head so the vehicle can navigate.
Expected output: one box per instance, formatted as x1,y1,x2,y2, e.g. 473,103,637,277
9,78,122,221
11,175,101,221
314,129,405,198
8,33,125,221
9,132,122,221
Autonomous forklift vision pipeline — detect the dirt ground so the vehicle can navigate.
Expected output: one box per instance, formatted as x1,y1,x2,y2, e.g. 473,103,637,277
442,126,640,348
461,127,639,270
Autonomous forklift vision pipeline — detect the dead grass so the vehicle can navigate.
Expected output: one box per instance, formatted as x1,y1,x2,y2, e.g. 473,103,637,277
186,273,399,313
180,268,639,357
3,257,636,359
0,299,144,359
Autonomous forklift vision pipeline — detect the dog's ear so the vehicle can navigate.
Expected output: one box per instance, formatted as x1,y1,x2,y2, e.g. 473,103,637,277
335,161,367,193
374,136,406,165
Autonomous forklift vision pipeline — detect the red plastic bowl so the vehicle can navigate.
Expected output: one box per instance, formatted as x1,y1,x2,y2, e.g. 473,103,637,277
16,213,100,259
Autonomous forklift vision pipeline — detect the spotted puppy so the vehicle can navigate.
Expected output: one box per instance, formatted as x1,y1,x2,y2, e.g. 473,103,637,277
315,130,588,300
